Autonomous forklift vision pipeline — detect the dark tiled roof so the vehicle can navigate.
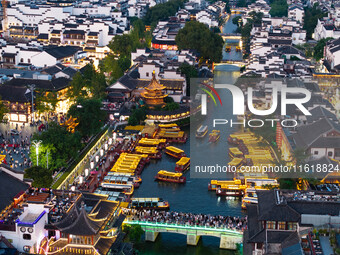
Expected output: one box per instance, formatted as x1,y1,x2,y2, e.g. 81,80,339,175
0,84,30,102
44,46,81,59
63,30,85,35
292,117,340,149
55,205,104,236
4,77,71,91
288,201,340,216
37,33,49,40
257,190,300,222
0,170,29,212
61,67,77,77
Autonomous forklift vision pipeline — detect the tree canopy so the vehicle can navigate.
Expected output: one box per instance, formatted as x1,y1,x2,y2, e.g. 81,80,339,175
269,0,288,17
143,0,185,26
31,123,82,170
67,98,107,137
67,64,106,100
313,37,333,61
178,62,198,95
24,166,53,188
304,4,327,39
176,21,224,62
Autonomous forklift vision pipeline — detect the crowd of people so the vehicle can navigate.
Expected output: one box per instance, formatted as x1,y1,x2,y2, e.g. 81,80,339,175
130,209,247,230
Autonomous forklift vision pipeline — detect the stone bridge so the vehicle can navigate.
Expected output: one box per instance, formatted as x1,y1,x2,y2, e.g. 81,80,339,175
219,33,242,40
123,219,243,250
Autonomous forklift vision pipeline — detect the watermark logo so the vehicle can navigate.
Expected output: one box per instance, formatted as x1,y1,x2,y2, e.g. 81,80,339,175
200,84,312,116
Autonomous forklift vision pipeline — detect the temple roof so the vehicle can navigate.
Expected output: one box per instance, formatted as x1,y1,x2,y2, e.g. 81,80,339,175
145,72,166,91
54,202,106,236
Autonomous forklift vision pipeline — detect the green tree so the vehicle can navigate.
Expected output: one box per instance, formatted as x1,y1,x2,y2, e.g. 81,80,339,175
30,143,55,169
128,107,147,125
176,21,224,62
292,148,308,165
143,0,185,26
304,4,327,39
68,98,107,137
178,62,198,95
232,16,242,26
269,0,288,17
314,37,333,61
32,123,82,170
164,102,180,111
24,166,53,187
67,64,107,100
109,34,134,57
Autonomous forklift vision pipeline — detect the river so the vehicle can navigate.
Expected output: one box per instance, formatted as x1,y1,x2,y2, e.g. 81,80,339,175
133,15,243,255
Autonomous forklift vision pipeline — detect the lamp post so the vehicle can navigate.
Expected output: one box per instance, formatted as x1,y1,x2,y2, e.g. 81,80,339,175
28,84,35,124
32,140,42,166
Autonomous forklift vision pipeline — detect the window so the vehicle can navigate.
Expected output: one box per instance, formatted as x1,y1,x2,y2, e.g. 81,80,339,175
328,151,333,157
266,221,276,229
146,72,149,77
314,151,318,155
278,221,286,230
23,234,31,240
287,222,297,230
28,59,30,63
20,58,23,62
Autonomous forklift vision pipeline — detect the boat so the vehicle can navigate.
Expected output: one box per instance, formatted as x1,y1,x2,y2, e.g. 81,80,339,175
130,198,170,210
229,147,243,158
196,125,208,138
228,157,244,169
241,196,258,209
225,46,231,52
241,188,262,209
164,146,186,158
155,170,186,184
216,184,245,197
175,157,190,172
105,173,142,188
101,182,134,196
208,130,220,143
208,179,243,190
236,46,241,52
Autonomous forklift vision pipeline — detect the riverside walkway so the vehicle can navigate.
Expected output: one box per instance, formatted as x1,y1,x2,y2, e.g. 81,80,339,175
124,209,246,249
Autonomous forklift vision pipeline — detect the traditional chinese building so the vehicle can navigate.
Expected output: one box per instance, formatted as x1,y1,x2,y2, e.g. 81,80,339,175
140,72,168,108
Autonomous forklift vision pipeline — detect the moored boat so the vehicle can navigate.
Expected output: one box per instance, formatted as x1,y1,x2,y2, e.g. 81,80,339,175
130,197,170,210
229,147,243,158
208,179,243,191
225,46,231,52
165,146,186,158
175,157,190,172
196,125,208,138
208,130,220,143
236,46,241,52
216,184,245,197
155,170,186,184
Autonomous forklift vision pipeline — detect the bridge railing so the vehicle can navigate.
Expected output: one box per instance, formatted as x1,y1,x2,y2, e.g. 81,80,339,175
124,218,244,234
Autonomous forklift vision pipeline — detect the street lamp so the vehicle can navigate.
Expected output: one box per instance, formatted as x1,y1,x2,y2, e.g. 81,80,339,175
28,84,36,124
32,140,42,166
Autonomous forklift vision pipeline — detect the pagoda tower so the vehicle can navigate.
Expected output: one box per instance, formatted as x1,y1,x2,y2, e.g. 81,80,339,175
141,71,168,108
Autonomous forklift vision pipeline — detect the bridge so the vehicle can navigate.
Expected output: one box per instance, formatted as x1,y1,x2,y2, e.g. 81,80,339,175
219,33,242,40
230,8,247,14
124,219,244,249
214,60,247,67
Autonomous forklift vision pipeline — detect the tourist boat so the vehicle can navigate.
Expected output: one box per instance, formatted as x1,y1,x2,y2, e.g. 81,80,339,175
208,179,243,191
225,46,231,52
229,147,243,158
196,125,208,138
208,130,220,143
175,157,190,172
227,135,239,145
130,197,170,210
104,173,142,188
216,184,245,197
155,170,186,184
101,182,134,196
134,146,162,159
241,196,258,209
164,146,186,158
241,188,262,209
236,46,241,52
228,157,244,169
